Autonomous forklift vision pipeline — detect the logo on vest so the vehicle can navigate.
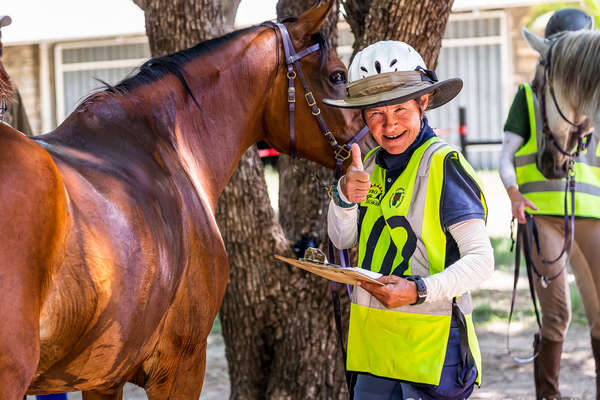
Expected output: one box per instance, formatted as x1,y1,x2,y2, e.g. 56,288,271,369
389,188,405,208
365,184,383,206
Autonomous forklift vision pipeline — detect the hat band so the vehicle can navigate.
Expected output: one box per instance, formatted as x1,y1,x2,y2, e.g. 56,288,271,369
347,71,432,98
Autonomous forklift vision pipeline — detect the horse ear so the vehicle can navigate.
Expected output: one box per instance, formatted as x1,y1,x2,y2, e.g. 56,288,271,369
522,27,550,55
289,1,334,39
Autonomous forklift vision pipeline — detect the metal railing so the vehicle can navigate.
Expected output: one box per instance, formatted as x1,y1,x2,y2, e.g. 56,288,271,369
458,106,502,162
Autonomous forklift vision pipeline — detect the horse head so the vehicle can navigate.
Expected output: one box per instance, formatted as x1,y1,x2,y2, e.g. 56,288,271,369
523,27,600,179
262,2,364,170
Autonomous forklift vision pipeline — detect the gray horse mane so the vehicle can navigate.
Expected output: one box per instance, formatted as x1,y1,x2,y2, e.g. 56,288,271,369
551,30,600,118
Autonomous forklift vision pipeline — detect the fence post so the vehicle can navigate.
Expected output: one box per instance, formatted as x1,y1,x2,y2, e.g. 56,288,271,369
458,106,468,160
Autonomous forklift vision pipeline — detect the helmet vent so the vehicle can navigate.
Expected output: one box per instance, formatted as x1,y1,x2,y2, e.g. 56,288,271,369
375,60,381,74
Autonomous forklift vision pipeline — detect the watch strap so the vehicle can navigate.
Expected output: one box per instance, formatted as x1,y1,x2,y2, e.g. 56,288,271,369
406,275,427,305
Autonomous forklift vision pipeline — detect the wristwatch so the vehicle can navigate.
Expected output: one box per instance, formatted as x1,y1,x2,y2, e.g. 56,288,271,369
405,275,427,305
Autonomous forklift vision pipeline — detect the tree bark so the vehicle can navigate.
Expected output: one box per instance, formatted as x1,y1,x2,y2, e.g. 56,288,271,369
133,0,240,56
343,0,454,69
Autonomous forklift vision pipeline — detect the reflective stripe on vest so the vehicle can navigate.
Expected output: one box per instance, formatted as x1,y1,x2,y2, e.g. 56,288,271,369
514,83,600,218
347,137,484,386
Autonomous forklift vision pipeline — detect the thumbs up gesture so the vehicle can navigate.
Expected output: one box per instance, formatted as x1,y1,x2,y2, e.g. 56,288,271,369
340,144,371,203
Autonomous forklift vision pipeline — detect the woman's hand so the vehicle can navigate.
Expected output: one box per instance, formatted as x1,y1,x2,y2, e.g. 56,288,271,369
358,275,418,308
507,186,537,224
340,144,371,203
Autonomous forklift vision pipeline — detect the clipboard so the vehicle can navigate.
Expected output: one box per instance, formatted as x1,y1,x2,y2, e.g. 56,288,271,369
275,255,384,286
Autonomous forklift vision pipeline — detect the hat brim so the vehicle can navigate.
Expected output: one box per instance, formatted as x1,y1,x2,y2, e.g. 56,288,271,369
322,78,463,110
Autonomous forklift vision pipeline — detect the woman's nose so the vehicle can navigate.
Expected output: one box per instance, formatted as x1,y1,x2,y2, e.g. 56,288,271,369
383,114,398,132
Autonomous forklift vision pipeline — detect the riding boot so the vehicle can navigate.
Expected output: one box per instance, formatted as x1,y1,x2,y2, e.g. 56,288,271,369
592,337,600,399
534,333,563,400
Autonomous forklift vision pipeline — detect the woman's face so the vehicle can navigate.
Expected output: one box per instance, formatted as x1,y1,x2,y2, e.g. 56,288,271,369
364,95,429,154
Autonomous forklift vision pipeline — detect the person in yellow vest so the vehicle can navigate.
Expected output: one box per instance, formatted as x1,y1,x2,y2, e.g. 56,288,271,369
499,8,600,400
323,41,494,399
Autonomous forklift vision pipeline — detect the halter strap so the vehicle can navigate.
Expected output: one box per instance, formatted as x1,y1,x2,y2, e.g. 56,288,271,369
0,97,5,122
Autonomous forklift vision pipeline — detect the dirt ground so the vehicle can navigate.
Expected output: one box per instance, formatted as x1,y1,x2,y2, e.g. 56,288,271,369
53,271,596,399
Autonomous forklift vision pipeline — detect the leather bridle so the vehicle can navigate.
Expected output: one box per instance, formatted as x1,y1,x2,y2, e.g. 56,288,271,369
262,21,369,178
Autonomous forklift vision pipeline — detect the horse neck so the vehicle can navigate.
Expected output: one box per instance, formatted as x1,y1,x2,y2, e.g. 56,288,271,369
137,28,277,211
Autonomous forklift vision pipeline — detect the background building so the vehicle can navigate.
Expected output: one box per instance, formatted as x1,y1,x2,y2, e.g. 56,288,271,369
2,0,572,168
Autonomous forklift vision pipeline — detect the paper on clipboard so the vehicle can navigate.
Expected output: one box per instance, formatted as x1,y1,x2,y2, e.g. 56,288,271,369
275,255,384,286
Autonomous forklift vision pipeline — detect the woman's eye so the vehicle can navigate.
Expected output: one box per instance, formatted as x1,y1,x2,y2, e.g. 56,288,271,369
366,112,382,120
329,71,347,84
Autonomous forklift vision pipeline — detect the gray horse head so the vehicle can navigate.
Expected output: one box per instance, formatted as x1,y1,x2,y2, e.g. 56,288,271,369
523,27,600,179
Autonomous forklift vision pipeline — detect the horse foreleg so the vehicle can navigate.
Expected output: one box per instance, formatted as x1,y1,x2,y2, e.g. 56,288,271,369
0,283,40,399
81,386,123,400
143,341,207,400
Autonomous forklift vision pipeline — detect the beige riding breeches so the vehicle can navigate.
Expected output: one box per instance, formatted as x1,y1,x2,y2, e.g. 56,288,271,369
531,215,600,341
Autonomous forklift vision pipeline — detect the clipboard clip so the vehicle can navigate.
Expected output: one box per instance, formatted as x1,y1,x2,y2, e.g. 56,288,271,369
300,247,328,264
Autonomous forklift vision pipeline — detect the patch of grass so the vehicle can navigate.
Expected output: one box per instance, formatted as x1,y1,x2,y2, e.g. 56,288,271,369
472,303,536,324
490,237,514,273
570,284,588,326
210,314,222,335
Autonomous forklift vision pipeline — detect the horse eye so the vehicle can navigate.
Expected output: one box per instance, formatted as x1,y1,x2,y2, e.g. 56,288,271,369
329,71,347,84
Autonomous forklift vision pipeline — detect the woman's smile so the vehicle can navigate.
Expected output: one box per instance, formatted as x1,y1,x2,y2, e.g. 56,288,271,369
382,130,407,141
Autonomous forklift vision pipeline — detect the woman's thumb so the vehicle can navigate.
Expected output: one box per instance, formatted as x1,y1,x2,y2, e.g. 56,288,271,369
351,143,363,171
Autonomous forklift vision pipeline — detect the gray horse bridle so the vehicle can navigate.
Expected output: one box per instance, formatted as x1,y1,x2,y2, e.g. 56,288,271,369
263,21,369,177
540,40,590,159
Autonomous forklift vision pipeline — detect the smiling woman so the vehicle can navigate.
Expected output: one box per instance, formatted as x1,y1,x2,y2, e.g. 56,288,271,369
324,40,494,399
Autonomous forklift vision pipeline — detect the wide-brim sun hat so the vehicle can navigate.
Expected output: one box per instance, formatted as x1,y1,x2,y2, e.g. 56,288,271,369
323,41,462,110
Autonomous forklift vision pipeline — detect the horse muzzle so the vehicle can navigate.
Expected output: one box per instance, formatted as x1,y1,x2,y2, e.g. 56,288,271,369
537,147,568,179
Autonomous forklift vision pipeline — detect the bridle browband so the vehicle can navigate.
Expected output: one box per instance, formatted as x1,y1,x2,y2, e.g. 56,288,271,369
262,21,369,177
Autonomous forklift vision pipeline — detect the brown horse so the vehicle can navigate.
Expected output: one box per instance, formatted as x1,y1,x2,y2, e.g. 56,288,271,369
0,2,361,398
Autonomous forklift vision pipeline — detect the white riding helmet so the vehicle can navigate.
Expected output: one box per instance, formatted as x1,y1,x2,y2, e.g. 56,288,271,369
323,40,462,110
348,41,426,82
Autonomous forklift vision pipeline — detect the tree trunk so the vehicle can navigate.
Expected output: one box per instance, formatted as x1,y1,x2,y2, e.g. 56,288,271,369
343,0,454,69
218,1,350,398
133,0,240,56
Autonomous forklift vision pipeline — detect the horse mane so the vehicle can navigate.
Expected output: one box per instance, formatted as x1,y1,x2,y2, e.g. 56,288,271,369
551,30,600,116
77,23,330,114
79,26,258,109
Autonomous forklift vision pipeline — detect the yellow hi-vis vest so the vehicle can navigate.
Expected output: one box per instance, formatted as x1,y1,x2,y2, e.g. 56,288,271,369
515,83,600,218
347,136,485,386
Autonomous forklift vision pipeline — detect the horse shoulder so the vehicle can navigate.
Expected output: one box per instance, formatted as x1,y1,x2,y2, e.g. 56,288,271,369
0,123,69,295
